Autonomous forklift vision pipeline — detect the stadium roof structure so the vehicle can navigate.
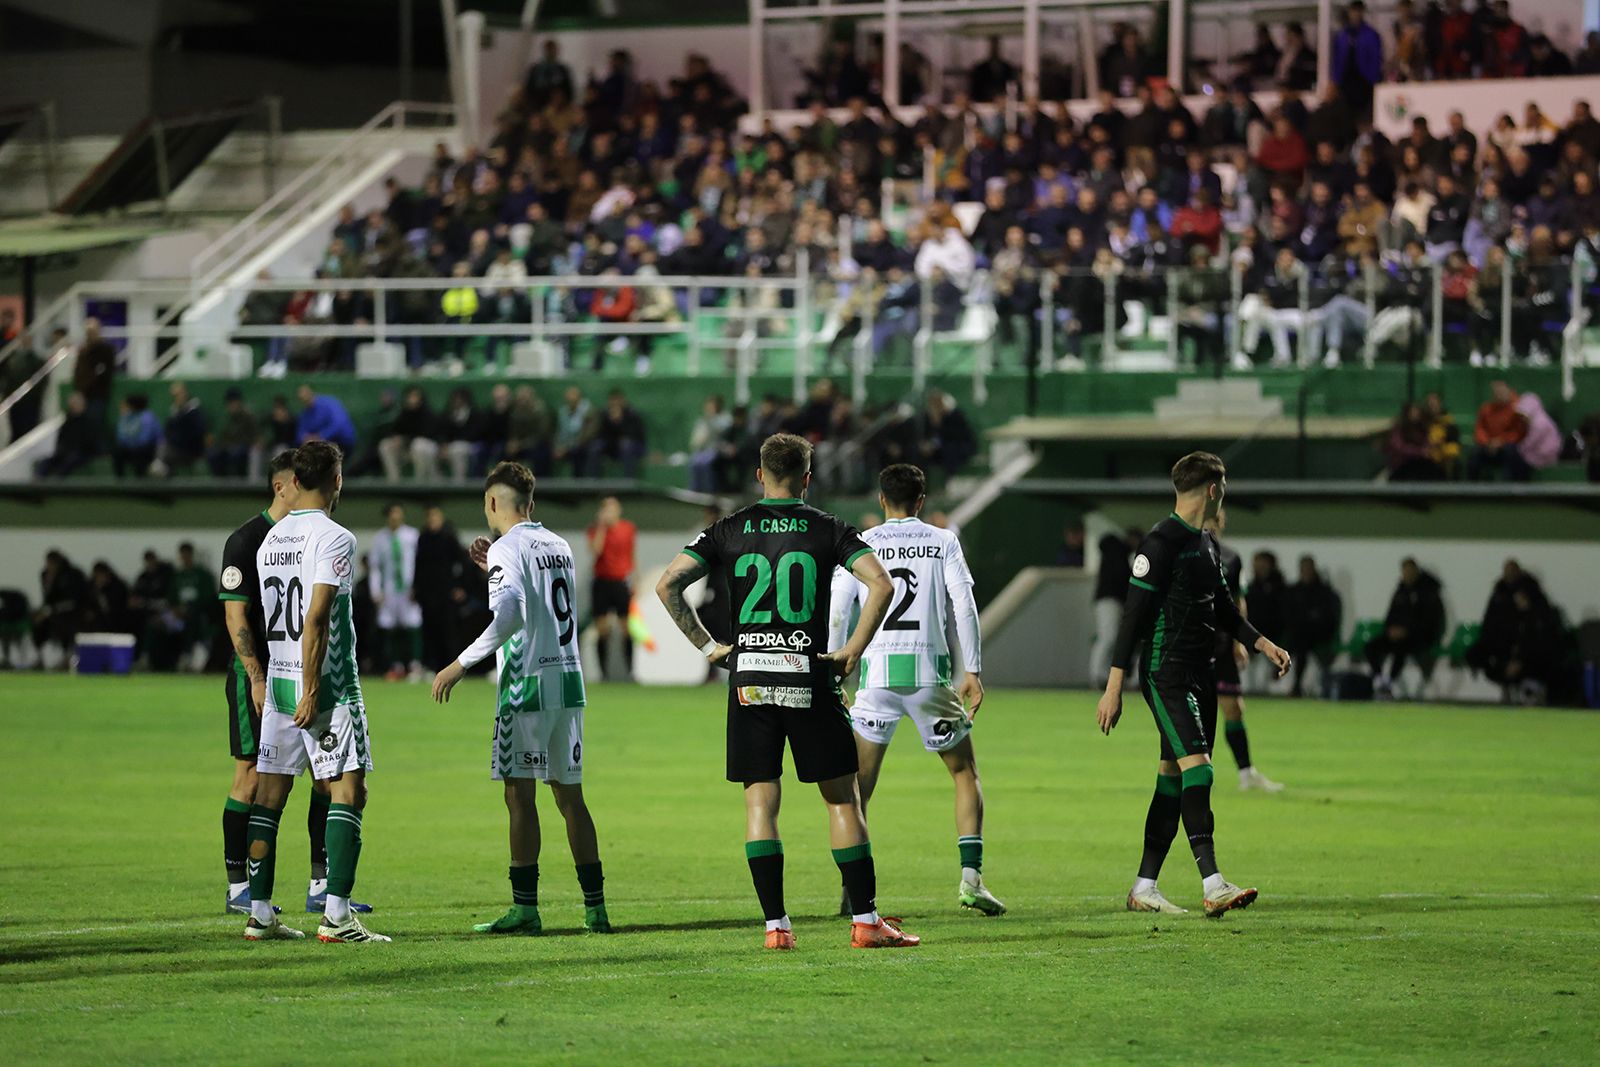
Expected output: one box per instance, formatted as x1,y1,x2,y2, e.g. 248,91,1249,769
0,216,171,261
54,102,258,217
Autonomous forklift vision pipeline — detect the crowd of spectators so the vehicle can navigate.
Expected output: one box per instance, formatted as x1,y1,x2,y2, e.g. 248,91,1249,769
1382,379,1570,482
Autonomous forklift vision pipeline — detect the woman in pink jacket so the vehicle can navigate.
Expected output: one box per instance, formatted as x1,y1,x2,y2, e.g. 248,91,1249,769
1514,392,1563,473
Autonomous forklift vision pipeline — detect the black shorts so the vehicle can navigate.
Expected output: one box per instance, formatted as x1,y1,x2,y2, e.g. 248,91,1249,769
226,665,262,761
1142,670,1218,761
726,690,859,784
592,577,631,619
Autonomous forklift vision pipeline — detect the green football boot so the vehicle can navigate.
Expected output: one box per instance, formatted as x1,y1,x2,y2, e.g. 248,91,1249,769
474,905,542,935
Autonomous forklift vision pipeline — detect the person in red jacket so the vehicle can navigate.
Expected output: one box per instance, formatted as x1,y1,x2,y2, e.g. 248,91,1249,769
1256,114,1309,185
1468,380,1529,480
589,268,637,372
1171,189,1224,254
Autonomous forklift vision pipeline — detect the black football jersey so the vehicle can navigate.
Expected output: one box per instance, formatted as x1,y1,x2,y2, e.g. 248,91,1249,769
683,498,872,658
218,510,274,668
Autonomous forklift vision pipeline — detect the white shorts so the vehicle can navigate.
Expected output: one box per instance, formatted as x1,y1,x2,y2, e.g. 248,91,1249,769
257,703,374,780
492,706,584,783
376,596,423,630
850,686,971,752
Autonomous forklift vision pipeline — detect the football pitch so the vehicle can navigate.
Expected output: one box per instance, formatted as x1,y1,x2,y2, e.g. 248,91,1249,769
0,675,1595,1065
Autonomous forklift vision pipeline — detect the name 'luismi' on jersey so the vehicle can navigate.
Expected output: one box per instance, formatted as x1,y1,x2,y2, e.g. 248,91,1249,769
829,517,982,689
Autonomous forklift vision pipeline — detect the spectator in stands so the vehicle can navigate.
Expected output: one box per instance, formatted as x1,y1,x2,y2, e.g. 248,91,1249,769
159,382,207,475
991,226,1042,364
588,390,646,479
32,550,87,670
1244,551,1289,690
1482,1,1530,79
501,385,553,476
525,39,574,110
1365,558,1446,699
207,388,258,478
1466,561,1564,703
590,268,640,373
296,383,357,455
555,387,597,477
1575,30,1600,73
918,389,977,483
688,395,732,494
379,386,440,482
1423,392,1463,477
415,504,473,671
1286,555,1343,698
1088,529,1135,684
113,393,161,478
72,318,116,428
914,214,977,291
0,330,45,441
1054,521,1086,567
168,541,214,672
1332,2,1383,114
1257,114,1308,187
262,394,297,455
36,390,98,476
1468,380,1530,480
969,36,1018,103
1513,391,1563,478
127,549,171,659
1385,403,1447,481
439,387,485,483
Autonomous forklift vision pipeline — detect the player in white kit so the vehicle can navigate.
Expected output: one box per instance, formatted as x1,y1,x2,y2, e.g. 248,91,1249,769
245,441,388,943
829,464,1005,915
431,462,611,935
370,503,424,681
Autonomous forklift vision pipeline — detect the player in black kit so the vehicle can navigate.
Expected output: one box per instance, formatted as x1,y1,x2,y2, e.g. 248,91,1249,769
656,433,920,951
1096,452,1291,918
216,450,371,918
1205,509,1285,792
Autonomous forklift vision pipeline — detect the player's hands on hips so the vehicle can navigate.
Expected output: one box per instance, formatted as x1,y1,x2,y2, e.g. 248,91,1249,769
820,647,861,678
432,660,466,703
957,673,985,719
1096,689,1123,735
705,643,733,667
470,536,492,571
1256,636,1292,678
292,692,319,730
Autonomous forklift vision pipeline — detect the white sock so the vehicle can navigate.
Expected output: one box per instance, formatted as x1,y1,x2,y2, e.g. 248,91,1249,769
1131,877,1158,896
764,915,791,933
307,878,328,897
851,910,880,925
1202,872,1226,894
325,894,351,923
960,866,982,885
228,881,249,898
250,899,274,924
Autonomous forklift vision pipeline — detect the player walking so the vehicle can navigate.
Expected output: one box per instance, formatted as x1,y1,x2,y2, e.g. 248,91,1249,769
370,503,424,681
656,433,919,950
245,442,387,942
828,464,1004,916
1096,452,1291,918
430,462,611,935
1205,510,1285,792
217,452,372,918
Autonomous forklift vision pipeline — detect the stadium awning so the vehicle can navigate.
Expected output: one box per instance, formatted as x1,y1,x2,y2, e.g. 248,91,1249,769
0,217,169,260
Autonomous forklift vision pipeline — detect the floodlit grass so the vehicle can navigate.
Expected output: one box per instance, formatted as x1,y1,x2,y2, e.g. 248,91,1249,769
0,674,1595,1064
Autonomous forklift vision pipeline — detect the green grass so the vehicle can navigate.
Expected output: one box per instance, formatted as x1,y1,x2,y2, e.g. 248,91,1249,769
0,675,1595,1065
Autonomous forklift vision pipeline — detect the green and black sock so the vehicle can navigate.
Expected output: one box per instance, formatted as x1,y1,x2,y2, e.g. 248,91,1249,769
324,803,364,899
308,789,331,882
1180,764,1219,879
246,804,282,903
1224,720,1252,771
833,842,877,919
407,628,423,664
1138,773,1183,881
510,863,539,907
745,839,786,922
223,797,251,889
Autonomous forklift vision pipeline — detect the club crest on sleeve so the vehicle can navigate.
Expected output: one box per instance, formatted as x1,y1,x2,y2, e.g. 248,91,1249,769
1132,554,1151,578
222,566,243,590
489,564,505,586
332,555,352,578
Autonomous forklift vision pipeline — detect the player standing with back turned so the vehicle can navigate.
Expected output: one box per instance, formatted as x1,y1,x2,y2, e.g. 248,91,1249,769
1096,452,1291,917
829,463,1004,916
656,433,920,950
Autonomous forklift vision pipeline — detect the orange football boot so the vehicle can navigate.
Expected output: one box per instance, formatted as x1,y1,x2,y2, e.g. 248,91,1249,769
850,915,920,948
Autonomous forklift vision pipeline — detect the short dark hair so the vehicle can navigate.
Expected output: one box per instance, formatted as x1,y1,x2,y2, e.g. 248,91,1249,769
1170,451,1226,493
759,433,812,487
485,461,535,509
267,449,296,484
879,463,927,509
293,440,343,496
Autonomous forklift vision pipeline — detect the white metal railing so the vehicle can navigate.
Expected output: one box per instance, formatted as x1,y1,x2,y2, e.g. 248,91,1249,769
188,101,457,298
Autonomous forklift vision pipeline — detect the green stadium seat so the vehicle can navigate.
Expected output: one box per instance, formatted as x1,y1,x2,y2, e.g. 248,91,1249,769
1341,619,1384,663
1446,623,1481,667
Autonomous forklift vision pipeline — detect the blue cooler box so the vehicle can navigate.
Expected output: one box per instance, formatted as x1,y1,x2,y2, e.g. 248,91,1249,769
76,632,136,674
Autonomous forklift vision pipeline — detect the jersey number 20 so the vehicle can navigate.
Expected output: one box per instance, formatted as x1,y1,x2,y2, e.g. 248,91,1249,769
264,576,305,641
734,551,816,624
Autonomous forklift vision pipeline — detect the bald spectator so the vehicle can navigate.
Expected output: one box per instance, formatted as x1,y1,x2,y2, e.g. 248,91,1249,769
1468,381,1529,481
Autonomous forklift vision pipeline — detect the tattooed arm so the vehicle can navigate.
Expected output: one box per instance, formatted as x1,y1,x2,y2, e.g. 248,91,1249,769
655,553,731,665
223,599,267,710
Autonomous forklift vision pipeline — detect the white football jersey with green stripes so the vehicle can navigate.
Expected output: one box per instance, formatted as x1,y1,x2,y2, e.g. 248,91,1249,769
257,508,363,715
829,517,982,689
368,524,419,598
459,521,587,713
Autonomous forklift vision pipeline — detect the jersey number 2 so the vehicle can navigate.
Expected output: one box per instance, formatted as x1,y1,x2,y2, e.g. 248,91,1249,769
264,576,305,641
884,568,920,631
735,551,816,624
